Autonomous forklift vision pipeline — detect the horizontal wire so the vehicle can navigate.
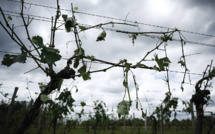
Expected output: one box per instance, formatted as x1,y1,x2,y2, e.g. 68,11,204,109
169,70,202,76
7,0,71,11
3,11,215,48
75,11,215,38
3,13,53,23
3,10,52,20
78,23,215,47
7,0,215,38
0,12,213,76
0,50,205,76
2,10,64,23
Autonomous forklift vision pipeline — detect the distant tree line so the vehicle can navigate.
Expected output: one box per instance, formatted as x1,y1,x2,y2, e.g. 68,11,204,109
0,100,214,134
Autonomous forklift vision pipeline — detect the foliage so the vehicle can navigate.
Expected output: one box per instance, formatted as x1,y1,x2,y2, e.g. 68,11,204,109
62,14,77,32
0,100,34,133
96,30,106,41
182,100,192,113
117,100,131,117
76,101,86,118
2,52,27,67
153,54,171,71
92,100,108,122
42,88,75,119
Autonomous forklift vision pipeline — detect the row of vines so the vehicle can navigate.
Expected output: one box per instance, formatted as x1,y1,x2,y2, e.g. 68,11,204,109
0,97,214,134
0,0,215,134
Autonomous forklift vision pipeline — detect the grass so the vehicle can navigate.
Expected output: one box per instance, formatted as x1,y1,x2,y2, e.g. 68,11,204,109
4,125,214,134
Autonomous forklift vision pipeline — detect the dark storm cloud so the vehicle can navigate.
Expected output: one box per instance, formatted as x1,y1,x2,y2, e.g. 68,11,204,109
0,0,22,52
0,1,51,84
188,0,215,9
0,0,20,10
0,26,21,52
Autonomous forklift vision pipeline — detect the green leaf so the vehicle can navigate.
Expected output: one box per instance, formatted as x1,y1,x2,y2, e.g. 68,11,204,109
67,96,75,107
82,72,91,80
73,57,80,68
86,55,95,60
4,93,8,97
136,63,147,68
96,30,106,41
153,65,160,71
124,62,132,72
14,52,27,63
65,20,72,32
62,14,68,21
79,25,87,31
211,67,215,75
160,34,172,42
142,110,146,119
64,17,76,32
181,85,184,92
129,33,138,44
123,80,128,88
117,100,131,116
8,16,12,20
32,36,44,48
57,79,63,91
41,47,61,64
2,54,15,67
40,94,51,102
154,54,171,71
58,90,72,103
78,65,87,74
80,101,86,107
74,48,85,56
74,7,78,10
75,86,78,93
2,52,27,67
174,112,177,117
178,60,185,67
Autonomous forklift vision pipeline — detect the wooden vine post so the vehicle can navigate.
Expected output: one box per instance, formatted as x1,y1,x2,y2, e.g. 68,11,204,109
145,110,147,132
190,99,196,134
4,87,19,133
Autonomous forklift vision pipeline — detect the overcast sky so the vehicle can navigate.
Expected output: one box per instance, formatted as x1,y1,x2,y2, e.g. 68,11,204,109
0,0,215,120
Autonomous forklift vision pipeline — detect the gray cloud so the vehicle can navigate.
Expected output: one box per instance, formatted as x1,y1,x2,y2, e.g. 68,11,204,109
207,21,215,35
188,0,215,9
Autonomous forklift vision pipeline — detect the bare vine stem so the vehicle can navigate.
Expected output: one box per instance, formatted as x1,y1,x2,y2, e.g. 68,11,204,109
164,44,171,93
178,31,189,91
137,30,176,65
20,0,41,57
130,70,140,109
203,60,213,90
67,55,155,71
51,0,60,47
79,21,138,32
195,69,215,92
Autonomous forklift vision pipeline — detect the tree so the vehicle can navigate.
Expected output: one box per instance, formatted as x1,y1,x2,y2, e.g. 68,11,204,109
91,100,108,134
191,63,215,134
0,100,34,133
0,0,213,134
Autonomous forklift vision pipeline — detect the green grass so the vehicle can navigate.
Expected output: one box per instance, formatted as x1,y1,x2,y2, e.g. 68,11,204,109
4,126,214,134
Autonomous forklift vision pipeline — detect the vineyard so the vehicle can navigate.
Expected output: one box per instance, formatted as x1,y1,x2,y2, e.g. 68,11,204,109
0,0,215,134
0,99,214,134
